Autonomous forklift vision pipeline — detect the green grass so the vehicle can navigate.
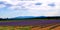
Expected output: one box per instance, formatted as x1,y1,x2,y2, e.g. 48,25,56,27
0,26,31,30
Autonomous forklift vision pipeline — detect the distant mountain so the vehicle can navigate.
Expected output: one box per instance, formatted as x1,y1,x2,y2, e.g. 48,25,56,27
7,16,46,19
1,16,59,20
9,16,37,19
0,16,47,20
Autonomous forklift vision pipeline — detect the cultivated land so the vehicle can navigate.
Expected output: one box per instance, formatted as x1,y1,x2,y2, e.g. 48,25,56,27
0,24,60,30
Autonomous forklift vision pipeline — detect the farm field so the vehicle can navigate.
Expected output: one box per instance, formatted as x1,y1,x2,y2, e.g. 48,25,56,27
0,24,60,30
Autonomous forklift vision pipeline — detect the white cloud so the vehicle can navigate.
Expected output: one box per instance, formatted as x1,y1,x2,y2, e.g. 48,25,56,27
0,0,60,18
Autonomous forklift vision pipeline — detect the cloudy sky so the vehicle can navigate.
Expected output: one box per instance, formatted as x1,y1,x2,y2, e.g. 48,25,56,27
0,0,60,18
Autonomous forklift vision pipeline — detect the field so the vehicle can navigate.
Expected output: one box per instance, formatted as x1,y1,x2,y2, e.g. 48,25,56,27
0,24,60,30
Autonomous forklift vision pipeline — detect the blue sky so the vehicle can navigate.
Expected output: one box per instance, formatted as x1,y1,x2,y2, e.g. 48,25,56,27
0,0,60,18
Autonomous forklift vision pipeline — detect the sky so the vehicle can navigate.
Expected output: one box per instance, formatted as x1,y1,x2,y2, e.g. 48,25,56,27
0,0,60,18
